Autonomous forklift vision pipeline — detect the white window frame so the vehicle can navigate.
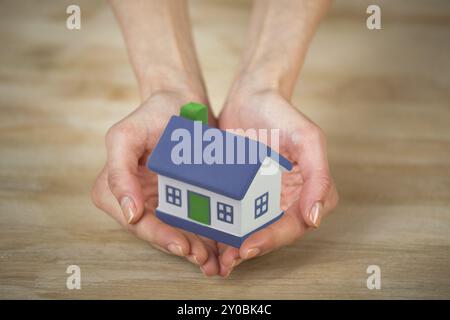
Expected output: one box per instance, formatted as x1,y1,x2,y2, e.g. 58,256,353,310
255,192,269,218
217,202,234,224
166,185,182,207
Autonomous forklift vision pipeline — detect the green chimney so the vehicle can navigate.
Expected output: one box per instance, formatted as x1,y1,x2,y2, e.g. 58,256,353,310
180,102,208,124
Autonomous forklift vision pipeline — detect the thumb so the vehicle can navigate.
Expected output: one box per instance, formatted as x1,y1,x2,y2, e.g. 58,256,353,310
299,174,333,228
290,125,336,228
108,168,145,224
106,122,147,224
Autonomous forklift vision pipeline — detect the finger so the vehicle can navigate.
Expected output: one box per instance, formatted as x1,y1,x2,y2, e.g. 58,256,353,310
219,245,240,268
200,244,220,277
239,204,307,260
290,127,337,228
183,232,209,266
323,179,339,215
217,242,228,256
217,245,241,277
200,236,219,256
92,168,191,256
105,121,148,224
298,174,335,228
135,214,191,257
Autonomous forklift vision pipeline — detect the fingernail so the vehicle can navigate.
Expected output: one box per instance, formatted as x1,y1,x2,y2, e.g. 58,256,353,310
187,255,200,265
244,248,260,259
200,266,209,277
167,243,184,256
309,202,324,228
120,196,136,224
231,259,241,268
219,263,232,278
224,268,232,278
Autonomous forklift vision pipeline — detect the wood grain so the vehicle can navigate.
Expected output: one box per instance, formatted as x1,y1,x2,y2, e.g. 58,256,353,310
0,0,449,299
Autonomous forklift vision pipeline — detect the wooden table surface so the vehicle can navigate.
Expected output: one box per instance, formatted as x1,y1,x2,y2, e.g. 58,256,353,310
0,0,449,299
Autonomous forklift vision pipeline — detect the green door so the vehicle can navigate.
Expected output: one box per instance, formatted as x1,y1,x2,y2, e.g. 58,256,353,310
188,191,210,225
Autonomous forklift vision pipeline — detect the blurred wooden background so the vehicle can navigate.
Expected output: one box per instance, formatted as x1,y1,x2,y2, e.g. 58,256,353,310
0,0,449,299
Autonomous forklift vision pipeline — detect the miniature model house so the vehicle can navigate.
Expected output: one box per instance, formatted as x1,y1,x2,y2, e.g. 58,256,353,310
147,103,292,247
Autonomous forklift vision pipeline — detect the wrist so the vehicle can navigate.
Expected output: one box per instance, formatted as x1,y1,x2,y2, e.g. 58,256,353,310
229,55,298,100
137,65,208,104
225,72,285,109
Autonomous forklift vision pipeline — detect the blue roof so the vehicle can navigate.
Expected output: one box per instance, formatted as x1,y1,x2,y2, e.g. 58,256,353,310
147,116,292,200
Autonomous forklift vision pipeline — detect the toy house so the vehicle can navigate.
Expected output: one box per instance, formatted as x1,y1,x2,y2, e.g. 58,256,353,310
147,103,292,247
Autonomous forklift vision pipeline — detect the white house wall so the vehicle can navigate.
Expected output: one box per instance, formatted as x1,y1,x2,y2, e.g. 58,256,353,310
240,157,283,236
157,175,243,236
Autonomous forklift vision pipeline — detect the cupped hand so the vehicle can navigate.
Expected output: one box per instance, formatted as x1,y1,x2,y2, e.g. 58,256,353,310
217,89,339,276
91,91,219,276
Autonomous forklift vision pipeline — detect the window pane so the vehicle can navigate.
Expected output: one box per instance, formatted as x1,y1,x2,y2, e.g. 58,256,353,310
255,192,269,218
217,202,233,224
166,185,182,207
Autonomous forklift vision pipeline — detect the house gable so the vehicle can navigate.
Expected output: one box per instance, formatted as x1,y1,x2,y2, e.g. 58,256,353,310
240,157,284,235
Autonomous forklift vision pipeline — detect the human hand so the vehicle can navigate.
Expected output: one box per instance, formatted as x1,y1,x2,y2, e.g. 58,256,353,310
91,91,220,276
217,89,339,276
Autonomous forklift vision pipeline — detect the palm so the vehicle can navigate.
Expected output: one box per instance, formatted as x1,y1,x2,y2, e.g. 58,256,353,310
220,94,307,217
216,92,319,275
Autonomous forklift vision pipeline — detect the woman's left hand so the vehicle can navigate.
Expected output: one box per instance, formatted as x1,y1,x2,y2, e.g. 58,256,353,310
217,89,339,277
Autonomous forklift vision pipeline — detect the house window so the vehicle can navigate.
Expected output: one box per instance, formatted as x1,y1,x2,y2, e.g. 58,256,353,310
255,192,269,218
217,202,233,224
166,185,182,207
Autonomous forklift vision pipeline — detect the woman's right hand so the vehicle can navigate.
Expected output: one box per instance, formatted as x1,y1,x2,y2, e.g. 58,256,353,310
91,90,220,276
